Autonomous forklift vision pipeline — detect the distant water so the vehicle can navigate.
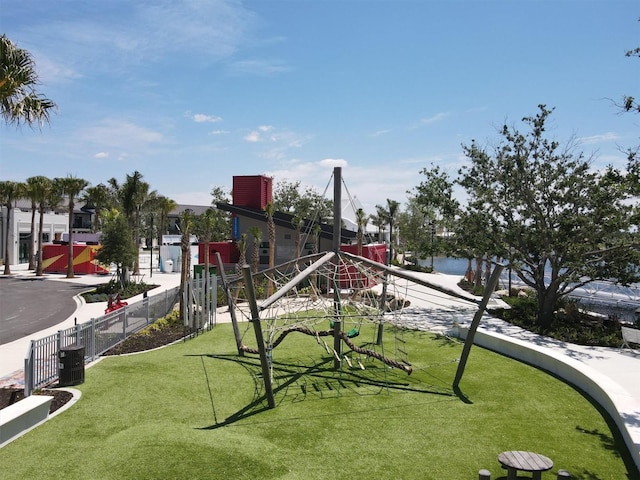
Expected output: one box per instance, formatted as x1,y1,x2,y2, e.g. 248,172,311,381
418,257,468,276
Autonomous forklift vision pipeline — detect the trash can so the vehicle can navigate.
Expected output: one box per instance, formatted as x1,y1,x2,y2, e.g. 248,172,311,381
163,259,173,273
59,345,85,387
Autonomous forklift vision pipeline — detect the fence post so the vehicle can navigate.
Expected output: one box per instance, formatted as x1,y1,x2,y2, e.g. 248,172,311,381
75,322,81,346
123,305,127,338
90,318,96,360
24,340,35,397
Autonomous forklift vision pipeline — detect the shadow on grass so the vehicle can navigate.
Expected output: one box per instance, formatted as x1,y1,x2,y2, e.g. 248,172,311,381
188,352,466,430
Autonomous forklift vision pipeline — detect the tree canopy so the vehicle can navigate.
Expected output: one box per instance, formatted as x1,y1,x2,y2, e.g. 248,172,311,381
0,35,56,127
272,179,333,222
416,105,639,328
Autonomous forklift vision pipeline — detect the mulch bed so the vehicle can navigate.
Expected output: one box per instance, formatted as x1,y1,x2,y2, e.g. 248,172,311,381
0,388,73,414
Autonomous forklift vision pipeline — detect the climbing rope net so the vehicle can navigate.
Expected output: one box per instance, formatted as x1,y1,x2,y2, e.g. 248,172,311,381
226,251,480,384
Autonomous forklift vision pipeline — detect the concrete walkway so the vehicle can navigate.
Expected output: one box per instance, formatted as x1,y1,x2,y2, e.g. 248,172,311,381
1,265,639,473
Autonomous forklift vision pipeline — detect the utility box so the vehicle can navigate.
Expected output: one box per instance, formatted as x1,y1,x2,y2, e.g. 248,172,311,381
232,175,272,209
194,264,217,277
58,345,85,387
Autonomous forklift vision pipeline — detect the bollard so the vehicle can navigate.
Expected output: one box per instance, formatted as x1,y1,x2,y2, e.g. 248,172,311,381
557,470,571,479
478,468,491,480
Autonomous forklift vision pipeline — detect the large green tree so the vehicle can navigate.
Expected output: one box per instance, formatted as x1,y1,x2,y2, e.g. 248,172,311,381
209,186,232,240
56,175,89,278
456,105,639,328
95,209,136,286
272,179,333,222
0,35,56,127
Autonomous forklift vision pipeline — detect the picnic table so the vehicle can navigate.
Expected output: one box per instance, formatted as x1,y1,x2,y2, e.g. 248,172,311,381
498,450,553,479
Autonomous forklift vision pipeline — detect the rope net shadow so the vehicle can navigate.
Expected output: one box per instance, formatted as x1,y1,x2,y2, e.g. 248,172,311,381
225,252,481,391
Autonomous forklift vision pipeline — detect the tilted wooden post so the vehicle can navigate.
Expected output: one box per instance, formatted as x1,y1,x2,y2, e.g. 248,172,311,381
242,265,276,408
215,252,244,356
453,264,504,391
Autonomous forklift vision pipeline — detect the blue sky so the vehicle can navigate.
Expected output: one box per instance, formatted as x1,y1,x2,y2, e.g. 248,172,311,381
1,0,638,215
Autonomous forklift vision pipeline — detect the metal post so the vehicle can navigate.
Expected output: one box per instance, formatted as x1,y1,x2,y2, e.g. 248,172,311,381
242,265,276,408
216,252,244,355
453,264,504,390
332,166,342,369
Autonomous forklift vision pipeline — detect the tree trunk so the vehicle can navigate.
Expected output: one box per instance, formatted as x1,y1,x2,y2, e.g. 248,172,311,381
28,207,36,270
3,205,12,275
66,199,75,278
474,256,482,289
36,207,44,276
535,275,562,329
465,258,474,283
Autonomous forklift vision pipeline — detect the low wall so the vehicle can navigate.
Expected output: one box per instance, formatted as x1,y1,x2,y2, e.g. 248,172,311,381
458,326,640,473
0,395,52,448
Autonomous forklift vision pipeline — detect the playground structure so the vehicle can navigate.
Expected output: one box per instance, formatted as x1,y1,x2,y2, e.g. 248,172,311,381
216,249,503,408
214,167,503,408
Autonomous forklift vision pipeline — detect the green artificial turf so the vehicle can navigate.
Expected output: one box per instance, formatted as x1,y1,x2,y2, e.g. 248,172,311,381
1,323,636,480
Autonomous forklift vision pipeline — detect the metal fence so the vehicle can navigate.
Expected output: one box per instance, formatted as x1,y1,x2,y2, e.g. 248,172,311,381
183,272,217,334
24,286,180,396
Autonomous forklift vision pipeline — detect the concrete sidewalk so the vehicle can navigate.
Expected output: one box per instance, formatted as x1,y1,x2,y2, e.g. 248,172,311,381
0,263,182,383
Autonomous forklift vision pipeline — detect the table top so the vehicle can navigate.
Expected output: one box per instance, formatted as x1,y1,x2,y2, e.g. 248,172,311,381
498,451,554,472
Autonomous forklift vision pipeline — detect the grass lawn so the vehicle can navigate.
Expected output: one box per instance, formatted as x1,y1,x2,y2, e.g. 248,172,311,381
0,323,636,479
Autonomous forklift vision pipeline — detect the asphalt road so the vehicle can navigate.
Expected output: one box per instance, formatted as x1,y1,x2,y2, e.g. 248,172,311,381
0,276,93,345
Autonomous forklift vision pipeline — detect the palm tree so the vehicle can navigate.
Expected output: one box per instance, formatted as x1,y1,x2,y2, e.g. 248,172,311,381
376,199,400,264
291,215,304,258
24,177,42,269
247,226,262,274
110,171,152,275
0,180,24,274
56,175,89,278
0,35,57,127
193,207,217,276
158,196,178,242
26,176,54,276
178,209,195,321
370,209,386,243
265,202,276,296
355,208,368,257
236,233,248,274
81,184,111,232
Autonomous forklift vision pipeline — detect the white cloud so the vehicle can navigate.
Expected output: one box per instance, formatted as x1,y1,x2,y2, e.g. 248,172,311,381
78,119,164,155
227,59,291,76
420,112,449,124
16,0,258,77
94,152,109,159
259,125,273,132
578,132,620,145
192,113,222,123
244,131,262,142
209,130,229,135
370,129,392,137
319,158,348,168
